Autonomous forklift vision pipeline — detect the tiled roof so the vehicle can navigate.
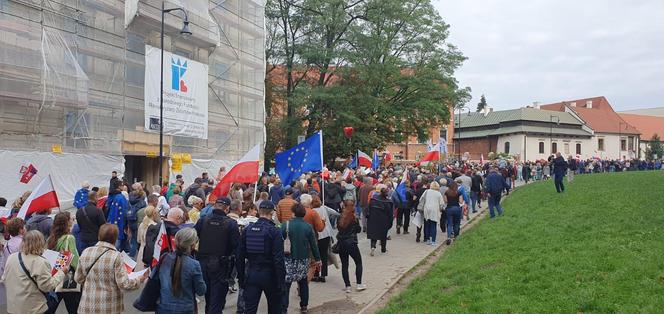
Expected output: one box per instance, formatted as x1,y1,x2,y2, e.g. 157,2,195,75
541,96,640,135
454,107,582,128
456,125,592,139
618,113,664,140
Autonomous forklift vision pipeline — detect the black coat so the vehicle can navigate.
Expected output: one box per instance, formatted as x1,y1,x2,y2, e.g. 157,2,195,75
366,194,393,240
77,202,106,244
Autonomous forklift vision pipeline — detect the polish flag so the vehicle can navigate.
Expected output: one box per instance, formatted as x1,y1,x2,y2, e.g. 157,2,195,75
342,168,353,181
211,144,261,199
357,150,373,168
384,151,393,162
151,223,172,267
17,175,60,219
417,143,441,167
480,154,485,165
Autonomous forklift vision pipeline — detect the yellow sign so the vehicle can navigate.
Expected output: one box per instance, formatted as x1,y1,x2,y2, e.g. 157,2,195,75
52,144,62,154
171,153,183,172
182,153,192,164
146,151,157,158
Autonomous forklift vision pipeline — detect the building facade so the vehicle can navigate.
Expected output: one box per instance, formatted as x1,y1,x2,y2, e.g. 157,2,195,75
453,107,594,161
0,0,265,204
541,96,640,160
618,113,664,159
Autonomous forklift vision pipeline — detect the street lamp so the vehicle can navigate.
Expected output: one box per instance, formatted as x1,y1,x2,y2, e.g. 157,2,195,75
456,105,469,160
159,3,191,186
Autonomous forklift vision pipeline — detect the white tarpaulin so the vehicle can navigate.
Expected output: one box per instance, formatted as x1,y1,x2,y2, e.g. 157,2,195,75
169,158,234,186
0,150,124,208
144,45,209,139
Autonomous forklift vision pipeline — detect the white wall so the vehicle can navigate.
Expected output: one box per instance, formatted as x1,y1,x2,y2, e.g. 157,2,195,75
523,135,594,161
594,133,638,160
496,134,525,158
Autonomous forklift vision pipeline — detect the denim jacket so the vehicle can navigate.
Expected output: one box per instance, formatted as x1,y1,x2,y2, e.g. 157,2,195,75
157,252,207,314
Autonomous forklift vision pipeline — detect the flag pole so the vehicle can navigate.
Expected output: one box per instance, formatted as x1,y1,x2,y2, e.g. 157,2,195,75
320,131,325,204
252,179,259,203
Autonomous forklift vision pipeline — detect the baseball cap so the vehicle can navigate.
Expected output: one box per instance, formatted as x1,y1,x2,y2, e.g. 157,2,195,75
259,200,275,210
215,197,231,205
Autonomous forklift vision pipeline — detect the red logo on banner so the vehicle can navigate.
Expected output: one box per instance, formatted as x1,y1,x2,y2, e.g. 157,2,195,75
19,164,38,184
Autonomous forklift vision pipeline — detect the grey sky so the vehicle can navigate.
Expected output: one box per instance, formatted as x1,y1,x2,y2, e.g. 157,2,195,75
433,0,664,111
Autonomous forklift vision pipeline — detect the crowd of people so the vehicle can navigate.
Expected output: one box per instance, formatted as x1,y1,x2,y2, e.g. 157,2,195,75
0,153,661,314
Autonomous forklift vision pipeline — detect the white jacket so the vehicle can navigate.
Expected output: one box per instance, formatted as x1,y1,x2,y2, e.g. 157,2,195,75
421,189,445,223
313,206,341,239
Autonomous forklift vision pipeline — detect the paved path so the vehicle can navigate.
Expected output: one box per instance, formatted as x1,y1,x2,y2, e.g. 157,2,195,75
0,180,528,313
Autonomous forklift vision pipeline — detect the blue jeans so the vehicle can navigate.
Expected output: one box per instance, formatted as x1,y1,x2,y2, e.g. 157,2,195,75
128,221,138,257
470,191,480,212
488,194,504,218
446,206,462,238
282,277,308,311
423,219,437,243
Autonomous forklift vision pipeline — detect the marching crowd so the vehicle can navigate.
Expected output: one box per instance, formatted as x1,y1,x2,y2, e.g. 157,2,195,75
0,154,661,314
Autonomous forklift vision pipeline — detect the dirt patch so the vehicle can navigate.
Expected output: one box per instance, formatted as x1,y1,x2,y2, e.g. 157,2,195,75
441,285,458,294
309,298,363,314
481,262,503,270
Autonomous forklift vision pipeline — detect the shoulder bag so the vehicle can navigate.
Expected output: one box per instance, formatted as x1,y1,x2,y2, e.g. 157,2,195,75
417,190,429,212
283,221,292,255
18,253,59,312
57,234,80,292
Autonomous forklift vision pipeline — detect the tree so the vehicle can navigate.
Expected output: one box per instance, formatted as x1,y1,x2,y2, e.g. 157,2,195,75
645,134,663,160
264,0,469,168
476,94,488,112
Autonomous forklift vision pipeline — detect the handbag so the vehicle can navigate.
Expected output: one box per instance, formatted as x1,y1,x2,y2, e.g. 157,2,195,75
283,221,292,255
57,235,79,292
331,241,339,254
18,253,59,312
133,255,164,312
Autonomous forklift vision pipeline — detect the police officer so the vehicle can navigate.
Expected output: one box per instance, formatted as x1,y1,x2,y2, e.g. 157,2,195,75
194,197,240,313
236,201,285,314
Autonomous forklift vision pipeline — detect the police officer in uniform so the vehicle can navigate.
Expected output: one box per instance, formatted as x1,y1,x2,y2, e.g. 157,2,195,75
236,201,285,314
195,197,240,313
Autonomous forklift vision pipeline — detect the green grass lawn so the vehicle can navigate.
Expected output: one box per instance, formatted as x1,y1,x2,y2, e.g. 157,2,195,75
380,171,664,313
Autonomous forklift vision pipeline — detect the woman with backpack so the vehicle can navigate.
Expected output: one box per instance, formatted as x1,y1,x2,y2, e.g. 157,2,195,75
47,211,81,313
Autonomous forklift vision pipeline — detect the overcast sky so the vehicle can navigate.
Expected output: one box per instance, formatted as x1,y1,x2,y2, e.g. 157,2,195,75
433,0,664,111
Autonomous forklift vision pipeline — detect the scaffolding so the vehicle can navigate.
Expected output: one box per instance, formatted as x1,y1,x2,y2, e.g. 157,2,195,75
0,0,266,162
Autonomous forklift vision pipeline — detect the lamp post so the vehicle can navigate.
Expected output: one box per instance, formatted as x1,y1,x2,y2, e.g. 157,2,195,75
159,3,192,186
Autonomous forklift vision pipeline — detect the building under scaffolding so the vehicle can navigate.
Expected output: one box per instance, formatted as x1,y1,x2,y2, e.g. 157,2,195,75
0,0,266,204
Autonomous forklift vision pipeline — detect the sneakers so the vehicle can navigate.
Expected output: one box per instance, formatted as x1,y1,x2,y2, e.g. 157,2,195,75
344,286,352,293
403,230,410,235
357,284,367,291
370,248,375,256
300,306,308,313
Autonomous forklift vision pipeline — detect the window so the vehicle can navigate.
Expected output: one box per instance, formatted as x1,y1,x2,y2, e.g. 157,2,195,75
551,142,558,154
439,128,447,140
564,143,570,154
504,142,510,154
539,142,545,154
598,138,605,151
576,143,581,155
628,137,634,151
620,139,627,151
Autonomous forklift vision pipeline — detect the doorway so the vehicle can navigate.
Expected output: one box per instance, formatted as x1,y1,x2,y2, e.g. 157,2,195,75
124,155,163,187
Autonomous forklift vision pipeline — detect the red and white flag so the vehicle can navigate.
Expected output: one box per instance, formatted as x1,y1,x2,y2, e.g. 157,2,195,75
211,144,261,199
357,150,373,168
417,143,441,166
384,151,393,162
151,222,173,267
480,154,485,165
342,168,353,181
17,175,60,219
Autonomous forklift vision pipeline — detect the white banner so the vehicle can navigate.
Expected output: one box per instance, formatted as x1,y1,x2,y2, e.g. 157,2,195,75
144,45,208,139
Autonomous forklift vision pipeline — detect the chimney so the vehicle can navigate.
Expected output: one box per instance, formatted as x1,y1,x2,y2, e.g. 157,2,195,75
586,100,593,108
532,101,541,109
570,102,576,107
482,106,492,116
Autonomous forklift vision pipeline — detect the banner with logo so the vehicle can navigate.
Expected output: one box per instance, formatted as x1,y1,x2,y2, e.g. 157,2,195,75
144,45,208,139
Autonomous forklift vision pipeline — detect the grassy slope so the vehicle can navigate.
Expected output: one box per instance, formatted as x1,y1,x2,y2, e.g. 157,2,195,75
380,171,664,313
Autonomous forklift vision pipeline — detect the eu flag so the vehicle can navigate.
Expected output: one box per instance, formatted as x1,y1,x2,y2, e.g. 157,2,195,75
275,131,323,186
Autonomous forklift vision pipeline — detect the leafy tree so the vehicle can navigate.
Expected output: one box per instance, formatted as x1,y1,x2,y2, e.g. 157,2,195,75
645,134,663,160
264,0,469,168
476,94,488,112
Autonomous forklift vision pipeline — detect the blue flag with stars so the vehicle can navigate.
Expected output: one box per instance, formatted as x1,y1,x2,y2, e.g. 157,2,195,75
275,131,323,186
